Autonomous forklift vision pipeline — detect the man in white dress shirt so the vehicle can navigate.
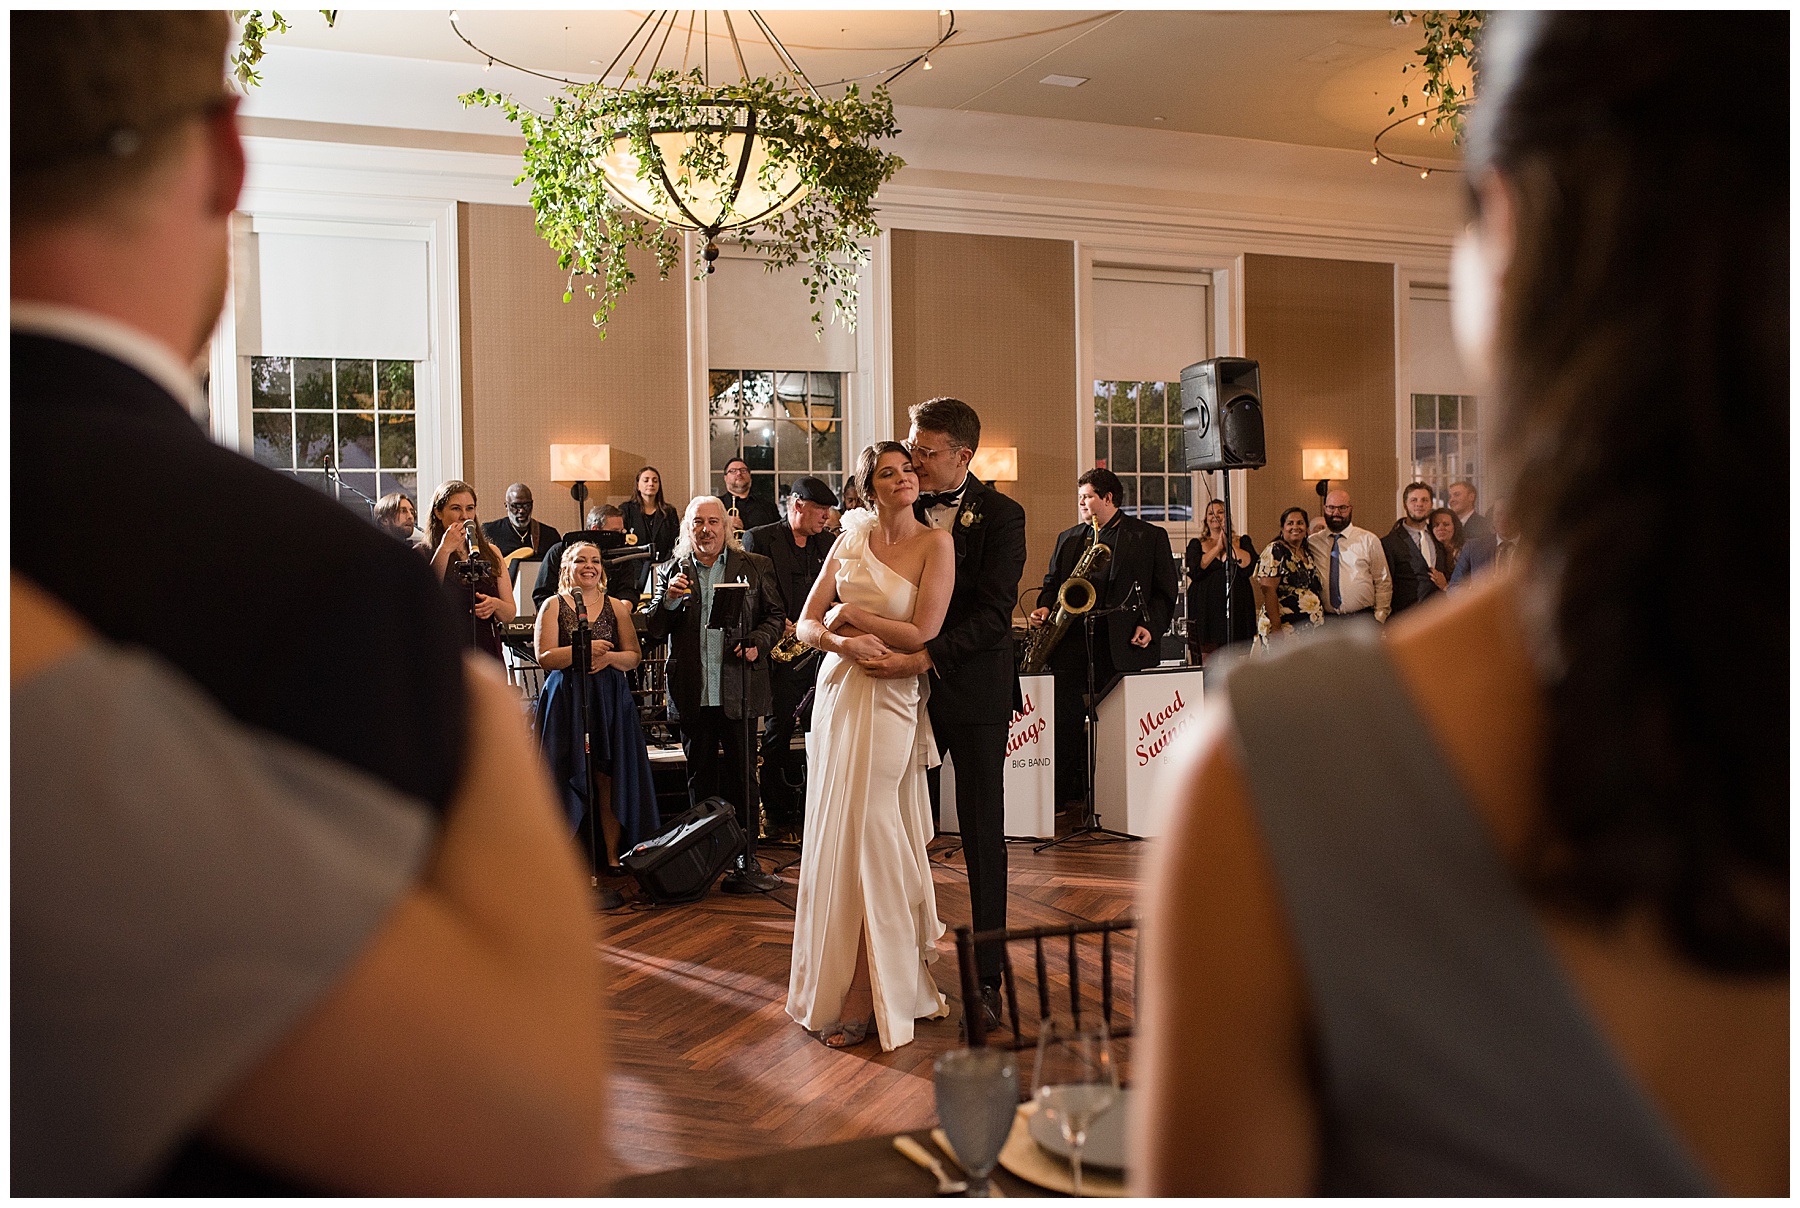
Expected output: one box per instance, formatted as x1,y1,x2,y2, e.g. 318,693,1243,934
1308,490,1392,624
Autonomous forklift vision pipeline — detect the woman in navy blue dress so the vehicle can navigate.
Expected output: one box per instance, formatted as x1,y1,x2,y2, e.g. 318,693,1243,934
534,542,659,870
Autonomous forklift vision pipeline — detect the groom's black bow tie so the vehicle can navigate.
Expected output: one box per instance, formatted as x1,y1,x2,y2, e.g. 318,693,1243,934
918,482,969,511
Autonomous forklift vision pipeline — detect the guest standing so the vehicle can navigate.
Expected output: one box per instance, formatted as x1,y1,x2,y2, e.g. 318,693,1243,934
426,479,516,659
534,542,659,871
620,466,680,602
1429,507,1464,590
1252,507,1325,639
1309,490,1392,624
1185,498,1257,661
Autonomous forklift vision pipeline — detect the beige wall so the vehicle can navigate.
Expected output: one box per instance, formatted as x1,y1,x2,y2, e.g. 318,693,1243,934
456,203,690,533
889,229,1078,618
1242,253,1397,546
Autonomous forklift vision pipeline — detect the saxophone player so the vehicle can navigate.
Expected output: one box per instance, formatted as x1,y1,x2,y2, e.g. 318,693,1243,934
1028,468,1179,815
739,477,839,843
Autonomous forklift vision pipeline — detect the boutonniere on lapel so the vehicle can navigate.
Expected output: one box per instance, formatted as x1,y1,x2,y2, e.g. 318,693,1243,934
960,500,984,529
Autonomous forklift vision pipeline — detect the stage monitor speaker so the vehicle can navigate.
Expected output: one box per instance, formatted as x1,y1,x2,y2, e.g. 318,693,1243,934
620,796,745,905
1181,357,1266,472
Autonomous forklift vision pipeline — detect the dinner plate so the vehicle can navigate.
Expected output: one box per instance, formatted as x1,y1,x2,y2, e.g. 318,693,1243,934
997,1102,1129,1197
1026,1086,1133,1172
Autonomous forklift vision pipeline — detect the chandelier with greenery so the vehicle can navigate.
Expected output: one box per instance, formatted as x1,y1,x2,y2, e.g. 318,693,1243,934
459,11,947,337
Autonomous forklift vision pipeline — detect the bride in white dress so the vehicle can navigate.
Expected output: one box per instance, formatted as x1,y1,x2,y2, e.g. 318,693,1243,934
786,442,956,1050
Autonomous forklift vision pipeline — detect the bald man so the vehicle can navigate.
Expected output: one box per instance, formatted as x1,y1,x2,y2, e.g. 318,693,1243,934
1307,490,1392,624
482,482,558,572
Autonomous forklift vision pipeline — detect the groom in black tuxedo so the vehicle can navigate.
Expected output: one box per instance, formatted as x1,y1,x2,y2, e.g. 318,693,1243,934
863,396,1027,1022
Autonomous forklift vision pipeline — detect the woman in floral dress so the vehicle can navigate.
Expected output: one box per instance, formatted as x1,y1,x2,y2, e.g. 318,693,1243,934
1253,506,1324,639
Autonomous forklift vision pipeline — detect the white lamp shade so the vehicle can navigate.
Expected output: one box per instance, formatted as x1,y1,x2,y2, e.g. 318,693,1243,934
551,443,611,483
1301,448,1349,480
969,446,1018,482
598,119,810,233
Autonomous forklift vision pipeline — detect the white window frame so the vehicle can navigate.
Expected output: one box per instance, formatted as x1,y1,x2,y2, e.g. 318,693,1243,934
211,195,462,499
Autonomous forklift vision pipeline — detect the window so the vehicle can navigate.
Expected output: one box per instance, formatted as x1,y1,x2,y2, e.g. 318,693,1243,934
708,369,844,502
1094,379,1191,522
251,356,418,505
1410,392,1480,498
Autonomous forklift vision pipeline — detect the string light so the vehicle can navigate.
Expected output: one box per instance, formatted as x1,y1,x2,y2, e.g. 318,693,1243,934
449,9,459,22
484,57,492,72
1420,169,1430,179
922,56,933,70
1416,115,1426,125
1371,155,1379,165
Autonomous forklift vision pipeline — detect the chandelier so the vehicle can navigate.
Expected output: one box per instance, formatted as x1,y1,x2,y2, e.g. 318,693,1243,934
456,11,954,307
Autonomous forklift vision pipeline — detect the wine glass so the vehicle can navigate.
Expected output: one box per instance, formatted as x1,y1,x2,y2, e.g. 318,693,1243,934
933,1046,1019,1197
1032,1019,1118,1196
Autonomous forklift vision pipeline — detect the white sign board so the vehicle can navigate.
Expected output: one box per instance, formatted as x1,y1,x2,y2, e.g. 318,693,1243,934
939,674,1056,840
1094,667,1206,838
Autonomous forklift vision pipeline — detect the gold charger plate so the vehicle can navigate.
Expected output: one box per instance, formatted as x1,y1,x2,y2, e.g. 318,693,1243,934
996,1102,1128,1197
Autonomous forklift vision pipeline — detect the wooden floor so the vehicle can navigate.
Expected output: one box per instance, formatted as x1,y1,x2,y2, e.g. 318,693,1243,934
597,831,1147,1179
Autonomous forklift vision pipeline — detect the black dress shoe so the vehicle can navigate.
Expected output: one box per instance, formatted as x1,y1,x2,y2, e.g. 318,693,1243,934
978,984,1004,1032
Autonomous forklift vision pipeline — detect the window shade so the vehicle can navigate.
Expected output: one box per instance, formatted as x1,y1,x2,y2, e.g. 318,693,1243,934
245,231,430,360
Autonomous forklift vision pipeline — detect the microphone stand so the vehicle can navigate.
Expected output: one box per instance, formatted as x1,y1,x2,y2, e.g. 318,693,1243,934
322,453,376,516
721,569,779,894
570,588,625,911
1037,584,1145,852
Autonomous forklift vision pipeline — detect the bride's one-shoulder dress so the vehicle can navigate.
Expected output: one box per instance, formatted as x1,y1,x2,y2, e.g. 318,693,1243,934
786,510,949,1051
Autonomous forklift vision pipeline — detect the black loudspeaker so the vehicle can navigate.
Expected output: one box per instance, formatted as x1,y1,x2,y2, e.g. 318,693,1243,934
620,796,745,905
1181,357,1266,472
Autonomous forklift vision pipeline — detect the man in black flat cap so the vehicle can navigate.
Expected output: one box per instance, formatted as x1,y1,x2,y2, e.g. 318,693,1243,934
740,476,839,841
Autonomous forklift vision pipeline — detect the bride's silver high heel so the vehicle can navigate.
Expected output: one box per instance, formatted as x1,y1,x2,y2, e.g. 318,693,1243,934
821,1016,872,1049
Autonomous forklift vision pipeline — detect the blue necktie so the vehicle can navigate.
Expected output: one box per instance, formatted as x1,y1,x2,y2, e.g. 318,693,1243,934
1329,534,1343,612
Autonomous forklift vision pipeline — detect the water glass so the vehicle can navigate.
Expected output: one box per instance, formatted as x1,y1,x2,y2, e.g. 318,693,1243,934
1032,1019,1118,1196
933,1046,1019,1196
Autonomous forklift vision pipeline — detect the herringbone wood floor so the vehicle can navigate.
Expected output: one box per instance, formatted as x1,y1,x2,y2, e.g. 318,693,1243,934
597,833,1146,1179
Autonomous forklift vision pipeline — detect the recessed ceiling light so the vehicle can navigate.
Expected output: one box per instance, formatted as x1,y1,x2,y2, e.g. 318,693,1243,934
1039,74,1088,88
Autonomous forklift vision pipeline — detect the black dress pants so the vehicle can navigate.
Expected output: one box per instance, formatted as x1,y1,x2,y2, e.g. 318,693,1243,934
933,720,1010,985
757,665,812,832
680,706,757,841
1050,640,1117,808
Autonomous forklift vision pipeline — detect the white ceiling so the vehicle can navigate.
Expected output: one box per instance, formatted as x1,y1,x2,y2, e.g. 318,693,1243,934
262,9,1467,163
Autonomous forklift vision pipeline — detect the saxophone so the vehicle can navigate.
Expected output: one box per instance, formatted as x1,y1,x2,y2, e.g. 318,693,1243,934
1021,518,1112,674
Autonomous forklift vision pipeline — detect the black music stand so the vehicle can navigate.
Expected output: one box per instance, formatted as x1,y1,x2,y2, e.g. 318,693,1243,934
715,578,779,894
1036,588,1145,852
569,592,626,911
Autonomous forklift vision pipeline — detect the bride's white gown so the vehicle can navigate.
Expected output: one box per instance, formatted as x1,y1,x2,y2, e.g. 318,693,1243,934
786,510,949,1051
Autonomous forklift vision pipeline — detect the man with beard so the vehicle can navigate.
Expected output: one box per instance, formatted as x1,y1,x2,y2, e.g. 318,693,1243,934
716,456,780,535
740,476,838,843
1381,481,1447,617
483,482,558,579
1307,489,1391,624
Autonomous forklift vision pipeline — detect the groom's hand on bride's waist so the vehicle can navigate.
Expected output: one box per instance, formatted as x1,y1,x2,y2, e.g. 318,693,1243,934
860,649,932,678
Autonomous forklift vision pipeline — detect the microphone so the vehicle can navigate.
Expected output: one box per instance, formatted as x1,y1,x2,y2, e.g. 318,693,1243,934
571,580,589,631
463,518,480,549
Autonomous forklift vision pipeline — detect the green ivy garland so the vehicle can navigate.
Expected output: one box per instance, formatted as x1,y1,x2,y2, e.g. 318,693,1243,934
1389,10,1484,143
230,10,336,89
463,70,903,337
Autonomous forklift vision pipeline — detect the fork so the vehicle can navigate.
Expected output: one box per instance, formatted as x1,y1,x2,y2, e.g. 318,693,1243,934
894,1135,969,1195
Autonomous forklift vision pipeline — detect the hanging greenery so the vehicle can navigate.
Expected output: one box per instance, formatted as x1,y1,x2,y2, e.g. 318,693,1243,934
462,70,904,337
1389,10,1484,142
230,10,337,88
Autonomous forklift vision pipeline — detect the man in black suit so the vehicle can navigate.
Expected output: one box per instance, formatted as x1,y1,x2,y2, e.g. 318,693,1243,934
482,482,558,576
862,397,1028,1024
1447,479,1495,545
740,476,838,842
644,496,786,887
1029,468,1178,813
716,455,780,535
1383,481,1449,617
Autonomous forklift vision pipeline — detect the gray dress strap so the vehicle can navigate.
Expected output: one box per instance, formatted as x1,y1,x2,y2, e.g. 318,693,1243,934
1223,625,1714,1196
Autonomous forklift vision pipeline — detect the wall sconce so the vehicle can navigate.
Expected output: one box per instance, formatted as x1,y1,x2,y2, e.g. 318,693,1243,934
550,443,611,529
969,445,1018,482
1302,447,1348,507
1301,448,1349,480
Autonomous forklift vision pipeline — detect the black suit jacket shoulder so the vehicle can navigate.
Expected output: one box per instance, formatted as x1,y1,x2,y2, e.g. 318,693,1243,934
1382,520,1443,614
921,478,1027,725
12,333,466,814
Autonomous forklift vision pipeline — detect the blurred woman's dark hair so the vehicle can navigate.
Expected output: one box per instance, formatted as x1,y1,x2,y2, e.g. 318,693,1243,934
1468,12,1786,973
